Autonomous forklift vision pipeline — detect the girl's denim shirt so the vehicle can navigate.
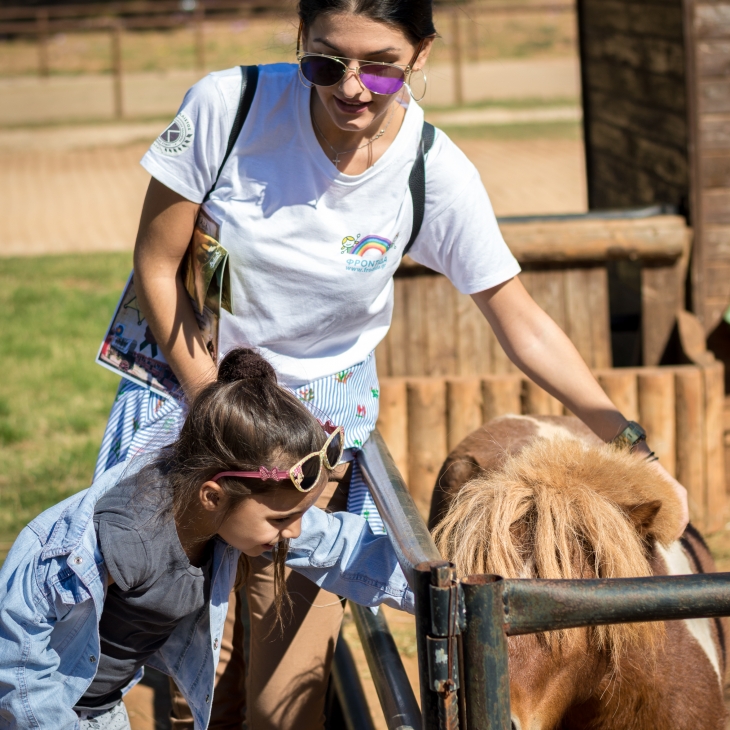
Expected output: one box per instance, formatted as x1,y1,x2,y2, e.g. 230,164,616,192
0,458,414,730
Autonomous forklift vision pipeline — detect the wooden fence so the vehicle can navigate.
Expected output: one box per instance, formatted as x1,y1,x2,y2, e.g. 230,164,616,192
376,362,726,534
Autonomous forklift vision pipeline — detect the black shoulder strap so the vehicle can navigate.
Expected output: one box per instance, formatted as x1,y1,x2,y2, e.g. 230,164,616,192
403,121,435,256
204,64,260,202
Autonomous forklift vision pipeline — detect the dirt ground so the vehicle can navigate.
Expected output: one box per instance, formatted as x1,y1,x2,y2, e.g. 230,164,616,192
0,124,586,259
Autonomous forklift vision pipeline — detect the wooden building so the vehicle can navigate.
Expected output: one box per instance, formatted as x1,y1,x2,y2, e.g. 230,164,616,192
578,0,730,336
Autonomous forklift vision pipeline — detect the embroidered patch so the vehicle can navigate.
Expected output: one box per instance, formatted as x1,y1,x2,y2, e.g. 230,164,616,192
152,113,194,156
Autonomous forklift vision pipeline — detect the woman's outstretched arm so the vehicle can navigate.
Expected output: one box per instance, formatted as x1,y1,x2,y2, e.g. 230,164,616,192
133,177,217,399
472,275,690,532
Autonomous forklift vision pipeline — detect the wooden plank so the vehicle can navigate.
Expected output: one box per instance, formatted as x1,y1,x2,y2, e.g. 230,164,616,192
407,379,448,520
374,338,391,378
447,378,484,451
455,291,491,376
589,120,688,188
588,150,687,208
388,279,408,376
697,39,730,77
582,30,686,76
424,276,457,376
701,189,730,225
586,60,686,113
487,323,515,374
564,268,596,366
523,380,563,416
587,91,687,148
403,277,427,377
500,215,688,263
642,264,681,366
695,3,730,40
482,375,523,420
586,267,612,368
705,224,730,258
675,368,707,529
703,260,730,297
699,115,730,150
699,78,730,114
376,378,409,484
528,270,567,332
637,370,677,476
703,362,727,532
581,0,683,38
699,152,730,188
598,370,640,420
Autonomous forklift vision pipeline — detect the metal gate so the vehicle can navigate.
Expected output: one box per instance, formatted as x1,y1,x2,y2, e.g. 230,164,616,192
331,430,730,730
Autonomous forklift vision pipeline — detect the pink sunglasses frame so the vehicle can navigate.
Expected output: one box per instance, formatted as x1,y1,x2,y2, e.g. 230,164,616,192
211,425,345,493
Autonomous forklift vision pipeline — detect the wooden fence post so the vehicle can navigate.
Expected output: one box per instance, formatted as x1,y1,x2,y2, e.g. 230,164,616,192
483,376,522,421
598,370,639,421
37,9,49,77
675,368,706,529
703,362,726,533
451,7,464,106
407,379,448,520
523,381,563,417
637,370,676,477
110,20,124,119
447,378,483,451
376,379,409,484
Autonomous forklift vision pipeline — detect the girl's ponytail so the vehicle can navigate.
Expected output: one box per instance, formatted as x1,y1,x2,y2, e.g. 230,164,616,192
217,348,277,386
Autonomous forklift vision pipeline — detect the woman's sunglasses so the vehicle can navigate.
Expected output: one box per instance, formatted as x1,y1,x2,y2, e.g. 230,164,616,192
296,23,423,96
212,425,345,493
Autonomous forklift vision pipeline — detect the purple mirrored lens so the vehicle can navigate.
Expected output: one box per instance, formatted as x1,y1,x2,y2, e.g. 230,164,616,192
359,65,405,94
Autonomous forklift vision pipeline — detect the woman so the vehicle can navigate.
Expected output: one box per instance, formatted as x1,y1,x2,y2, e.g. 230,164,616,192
95,0,690,726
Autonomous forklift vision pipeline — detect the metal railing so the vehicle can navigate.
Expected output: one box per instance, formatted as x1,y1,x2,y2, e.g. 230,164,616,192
352,429,730,730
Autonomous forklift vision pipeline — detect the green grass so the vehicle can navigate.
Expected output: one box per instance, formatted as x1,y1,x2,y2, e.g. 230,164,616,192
0,252,131,559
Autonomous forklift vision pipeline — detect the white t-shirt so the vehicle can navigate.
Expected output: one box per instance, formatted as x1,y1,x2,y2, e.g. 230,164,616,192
141,64,520,386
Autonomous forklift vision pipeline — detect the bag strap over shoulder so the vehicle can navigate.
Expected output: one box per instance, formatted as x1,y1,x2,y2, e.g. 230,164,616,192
204,64,260,202
403,121,436,256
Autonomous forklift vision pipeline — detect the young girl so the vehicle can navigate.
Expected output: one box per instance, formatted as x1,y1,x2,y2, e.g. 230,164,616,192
0,349,412,730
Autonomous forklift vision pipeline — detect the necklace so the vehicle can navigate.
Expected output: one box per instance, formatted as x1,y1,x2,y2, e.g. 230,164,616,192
312,103,396,169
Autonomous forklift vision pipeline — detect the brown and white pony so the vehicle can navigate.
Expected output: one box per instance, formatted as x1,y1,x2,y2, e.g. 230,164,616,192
429,415,727,730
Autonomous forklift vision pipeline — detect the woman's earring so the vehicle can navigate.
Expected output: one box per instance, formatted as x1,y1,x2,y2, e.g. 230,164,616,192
407,69,428,103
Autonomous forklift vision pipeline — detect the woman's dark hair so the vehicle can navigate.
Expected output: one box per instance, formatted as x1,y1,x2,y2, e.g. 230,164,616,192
298,0,436,45
147,348,326,620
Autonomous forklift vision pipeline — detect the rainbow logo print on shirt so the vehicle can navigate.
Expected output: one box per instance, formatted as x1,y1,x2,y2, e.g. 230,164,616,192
341,234,393,260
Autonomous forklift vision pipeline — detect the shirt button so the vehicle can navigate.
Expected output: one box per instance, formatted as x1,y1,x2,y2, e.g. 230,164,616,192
72,556,83,565
213,639,219,650
89,655,96,663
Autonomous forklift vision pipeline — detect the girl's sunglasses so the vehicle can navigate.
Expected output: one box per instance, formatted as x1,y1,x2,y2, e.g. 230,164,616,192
212,425,345,493
296,23,423,96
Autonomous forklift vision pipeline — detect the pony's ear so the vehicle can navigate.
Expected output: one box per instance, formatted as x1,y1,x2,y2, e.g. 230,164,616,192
626,500,663,537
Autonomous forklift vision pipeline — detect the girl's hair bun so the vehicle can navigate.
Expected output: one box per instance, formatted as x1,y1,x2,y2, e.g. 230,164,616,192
217,348,277,385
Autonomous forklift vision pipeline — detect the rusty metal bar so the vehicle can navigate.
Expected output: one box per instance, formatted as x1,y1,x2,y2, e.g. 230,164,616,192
350,603,421,730
331,631,378,730
415,562,447,730
503,572,730,635
461,576,510,730
358,429,441,584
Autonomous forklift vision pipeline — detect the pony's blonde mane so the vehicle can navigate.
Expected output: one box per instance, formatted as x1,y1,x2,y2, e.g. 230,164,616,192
433,435,683,661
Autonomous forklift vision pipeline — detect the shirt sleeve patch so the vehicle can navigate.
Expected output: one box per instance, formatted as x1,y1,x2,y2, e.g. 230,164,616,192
152,112,195,157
